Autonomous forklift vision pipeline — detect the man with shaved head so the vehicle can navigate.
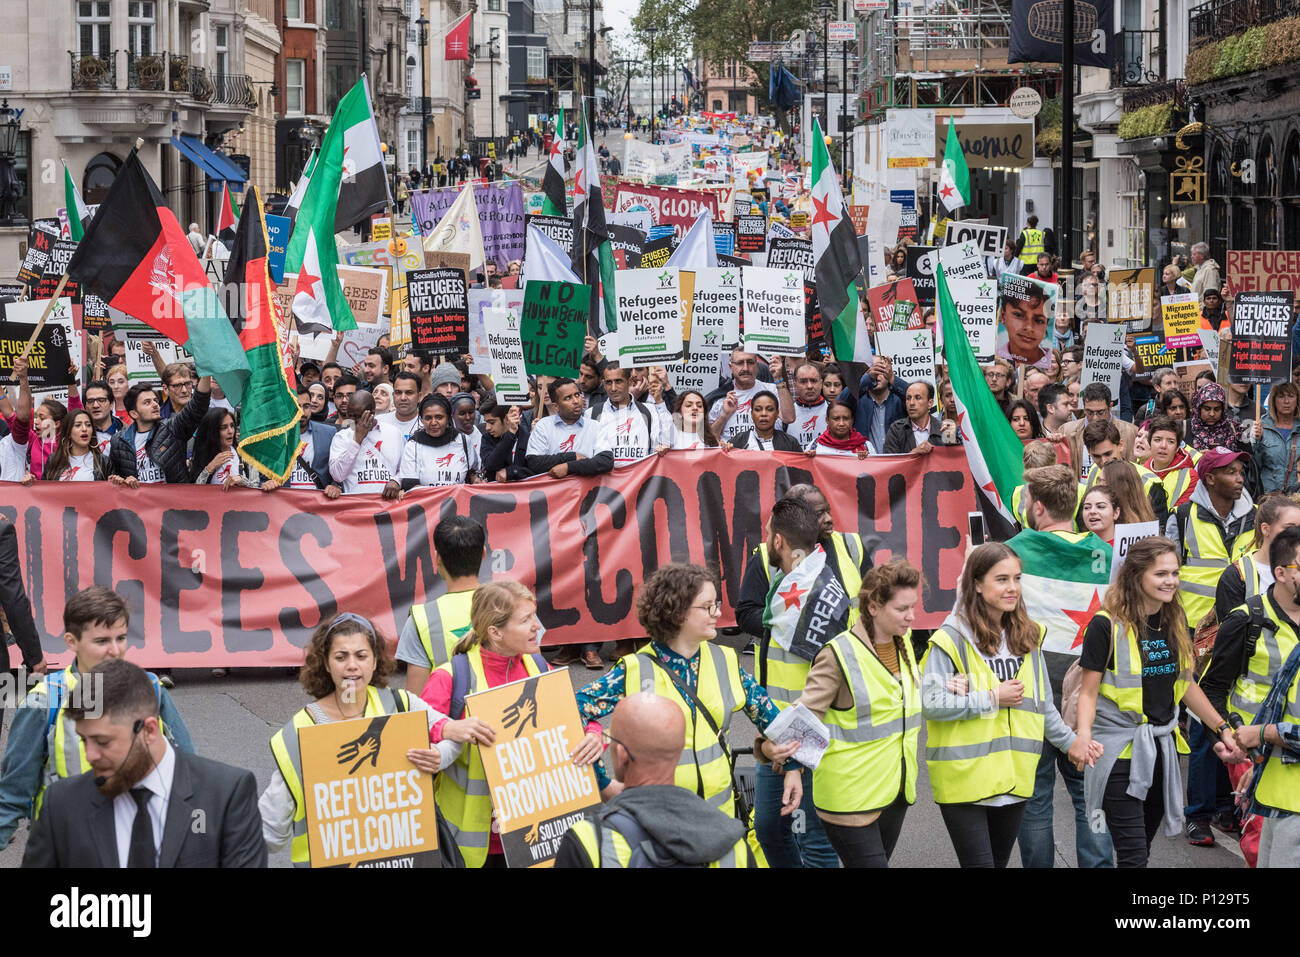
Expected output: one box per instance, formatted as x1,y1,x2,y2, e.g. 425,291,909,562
555,695,756,867
327,388,403,498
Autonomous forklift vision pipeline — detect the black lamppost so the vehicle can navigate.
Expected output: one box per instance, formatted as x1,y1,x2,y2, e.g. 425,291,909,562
842,12,851,190
646,26,657,144
488,34,498,157
416,15,429,173
0,99,24,227
819,0,832,134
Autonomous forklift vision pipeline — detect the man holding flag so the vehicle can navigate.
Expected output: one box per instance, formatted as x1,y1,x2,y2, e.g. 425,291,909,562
569,107,617,339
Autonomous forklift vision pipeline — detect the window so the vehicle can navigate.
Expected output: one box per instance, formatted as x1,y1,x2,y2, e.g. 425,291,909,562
407,129,420,169
1283,132,1300,249
6,132,31,223
82,151,122,206
128,1,154,56
526,46,546,81
488,0,501,8
406,64,416,101
1258,135,1279,250
286,59,305,114
215,25,228,76
1208,143,1230,266
78,1,111,56
286,0,302,19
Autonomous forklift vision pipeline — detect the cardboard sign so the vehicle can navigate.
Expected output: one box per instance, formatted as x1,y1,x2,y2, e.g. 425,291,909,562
17,226,54,289
0,321,73,389
1108,268,1155,326
407,267,469,355
935,241,986,283
36,240,81,301
521,280,590,377
1110,521,1161,584
1161,293,1201,349
336,265,389,331
944,221,1006,258
265,214,291,284
483,306,530,404
1224,250,1300,299
876,328,935,386
867,279,923,333
946,276,998,360
299,709,440,868
690,266,742,350
736,214,766,254
465,669,600,867
789,211,810,231
526,214,574,257
1172,360,1212,405
892,189,918,243
742,266,806,356
613,268,682,367
997,272,1055,368
80,292,111,335
848,205,871,236
1134,334,1173,374
1082,322,1125,402
905,245,936,306
1229,290,1293,385
468,288,524,374
639,235,675,270
1199,329,1221,369
370,215,393,242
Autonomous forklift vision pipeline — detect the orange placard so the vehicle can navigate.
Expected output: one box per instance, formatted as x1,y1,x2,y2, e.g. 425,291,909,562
466,669,600,867
300,709,440,868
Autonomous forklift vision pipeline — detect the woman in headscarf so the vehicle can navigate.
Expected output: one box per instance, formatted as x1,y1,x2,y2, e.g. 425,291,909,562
1188,382,1246,452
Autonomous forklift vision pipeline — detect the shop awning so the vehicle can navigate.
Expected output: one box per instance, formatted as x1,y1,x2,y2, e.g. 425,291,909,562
171,134,248,185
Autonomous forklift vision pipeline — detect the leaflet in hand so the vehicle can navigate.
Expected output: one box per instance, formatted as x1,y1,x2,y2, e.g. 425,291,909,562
764,702,830,770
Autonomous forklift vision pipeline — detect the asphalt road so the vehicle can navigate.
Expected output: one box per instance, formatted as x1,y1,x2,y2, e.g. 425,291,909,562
0,631,1246,869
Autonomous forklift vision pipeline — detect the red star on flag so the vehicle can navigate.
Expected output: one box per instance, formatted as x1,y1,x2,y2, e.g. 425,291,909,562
549,139,562,158
570,168,585,200
940,183,955,200
810,194,837,234
294,266,320,299
1065,590,1103,648
779,580,808,610
979,478,1003,511
956,409,974,443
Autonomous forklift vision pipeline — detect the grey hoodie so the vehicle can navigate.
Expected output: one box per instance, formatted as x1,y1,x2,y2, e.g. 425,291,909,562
1163,479,1254,555
600,785,746,865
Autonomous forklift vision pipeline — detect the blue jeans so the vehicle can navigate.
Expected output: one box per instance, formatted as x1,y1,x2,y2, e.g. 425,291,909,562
1018,745,1114,868
1184,719,1232,821
753,764,840,868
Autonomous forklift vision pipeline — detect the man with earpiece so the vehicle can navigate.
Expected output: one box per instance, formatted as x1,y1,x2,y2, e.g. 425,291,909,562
22,657,265,867
0,588,194,849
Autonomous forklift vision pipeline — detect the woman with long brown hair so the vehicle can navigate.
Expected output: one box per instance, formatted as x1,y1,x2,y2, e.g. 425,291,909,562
922,543,1095,867
797,559,924,867
1075,536,1246,867
1097,460,1157,525
40,408,120,482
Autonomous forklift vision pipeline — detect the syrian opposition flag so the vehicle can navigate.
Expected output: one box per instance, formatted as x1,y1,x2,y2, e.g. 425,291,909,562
445,12,471,60
762,546,853,666
283,147,318,228
938,260,1021,524
938,118,971,214
568,109,617,336
1006,528,1112,672
810,117,869,362
541,106,567,216
423,182,485,268
285,81,359,334
63,161,92,241
220,186,302,482
217,182,240,243
335,75,392,232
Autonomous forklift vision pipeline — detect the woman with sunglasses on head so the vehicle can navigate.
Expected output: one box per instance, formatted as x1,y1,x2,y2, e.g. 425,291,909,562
261,613,452,866
40,408,121,483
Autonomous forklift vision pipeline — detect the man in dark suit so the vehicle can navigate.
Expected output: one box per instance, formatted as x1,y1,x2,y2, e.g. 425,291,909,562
0,514,47,747
22,658,266,868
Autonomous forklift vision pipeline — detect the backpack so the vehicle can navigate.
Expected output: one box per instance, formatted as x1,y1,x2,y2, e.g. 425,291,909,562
589,807,700,868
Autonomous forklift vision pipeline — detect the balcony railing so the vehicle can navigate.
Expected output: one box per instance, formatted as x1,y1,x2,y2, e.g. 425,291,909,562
169,54,190,93
893,12,1013,72
127,51,168,91
188,66,214,101
1114,28,1162,85
1190,0,1300,48
210,73,255,108
69,51,118,91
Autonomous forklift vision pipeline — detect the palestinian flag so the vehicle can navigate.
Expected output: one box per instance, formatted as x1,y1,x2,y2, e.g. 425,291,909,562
63,160,91,241
938,260,1020,524
335,75,392,232
285,81,358,334
217,181,240,243
568,109,617,336
284,147,318,228
222,186,302,482
938,118,970,214
541,106,566,216
1006,528,1112,695
65,150,250,405
810,118,869,363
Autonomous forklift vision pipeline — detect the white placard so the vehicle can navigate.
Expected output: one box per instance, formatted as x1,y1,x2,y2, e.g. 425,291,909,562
876,328,935,386
863,235,887,286
741,266,806,357
946,276,998,361
468,288,524,374
482,306,530,404
885,109,935,168
936,241,987,283
1110,521,1160,583
690,266,742,351
1198,328,1221,368
664,288,725,396
828,20,856,42
614,268,685,368
111,317,194,382
944,221,1007,258
1082,322,1125,403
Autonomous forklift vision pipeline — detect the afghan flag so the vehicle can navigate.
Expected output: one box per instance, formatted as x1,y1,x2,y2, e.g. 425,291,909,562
541,106,567,216
1006,528,1112,696
937,260,1020,524
568,109,617,336
810,118,869,363
63,160,91,241
285,82,357,334
938,118,971,214
65,150,250,405
217,181,240,243
335,75,392,232
222,186,302,482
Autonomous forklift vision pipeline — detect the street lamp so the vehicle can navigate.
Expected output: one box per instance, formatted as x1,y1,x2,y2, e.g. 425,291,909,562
487,34,499,162
0,99,24,226
646,26,657,144
819,0,832,134
416,15,429,175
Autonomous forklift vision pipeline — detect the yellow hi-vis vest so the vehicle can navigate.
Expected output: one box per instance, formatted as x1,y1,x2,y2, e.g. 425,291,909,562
408,590,476,669
1237,553,1264,602
923,622,1050,804
435,645,547,868
1018,227,1046,265
622,643,746,817
757,532,864,710
1253,662,1300,813
814,630,922,815
1177,502,1254,629
565,813,755,867
1093,611,1190,758
1084,461,1162,499
1159,467,1196,507
268,685,412,867
1225,593,1299,729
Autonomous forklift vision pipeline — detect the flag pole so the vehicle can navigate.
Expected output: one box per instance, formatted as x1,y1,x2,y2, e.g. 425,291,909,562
19,274,71,360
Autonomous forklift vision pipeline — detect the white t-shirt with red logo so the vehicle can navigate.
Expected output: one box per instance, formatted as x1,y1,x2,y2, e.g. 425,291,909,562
781,399,829,450
57,452,97,482
709,382,779,445
328,421,404,495
0,431,28,482
399,435,480,486
134,431,165,484
288,432,318,490
95,428,115,456
586,400,660,466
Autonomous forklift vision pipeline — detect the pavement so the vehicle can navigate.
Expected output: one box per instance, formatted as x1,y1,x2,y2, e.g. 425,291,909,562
0,630,1247,868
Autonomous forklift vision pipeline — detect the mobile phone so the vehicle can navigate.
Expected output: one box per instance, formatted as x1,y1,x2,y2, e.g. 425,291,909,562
968,511,986,547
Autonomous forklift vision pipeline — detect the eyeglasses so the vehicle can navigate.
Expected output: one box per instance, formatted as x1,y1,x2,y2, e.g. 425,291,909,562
85,396,111,405
168,381,194,391
600,729,636,763
692,600,722,615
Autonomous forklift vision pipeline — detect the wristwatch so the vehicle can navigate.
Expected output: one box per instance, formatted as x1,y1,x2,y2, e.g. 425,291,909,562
1214,720,1232,737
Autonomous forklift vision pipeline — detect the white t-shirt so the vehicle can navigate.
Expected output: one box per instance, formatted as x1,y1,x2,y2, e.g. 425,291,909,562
975,632,1028,807
95,428,115,456
134,431,165,484
288,432,318,490
378,411,421,447
586,400,660,467
57,452,97,482
709,382,779,445
328,422,404,495
781,399,829,450
0,432,28,482
399,435,480,486
206,454,238,485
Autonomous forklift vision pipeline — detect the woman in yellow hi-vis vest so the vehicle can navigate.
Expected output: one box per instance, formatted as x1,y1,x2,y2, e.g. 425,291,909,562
261,613,449,866
1076,537,1246,867
422,581,604,867
797,559,924,867
922,544,1097,868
